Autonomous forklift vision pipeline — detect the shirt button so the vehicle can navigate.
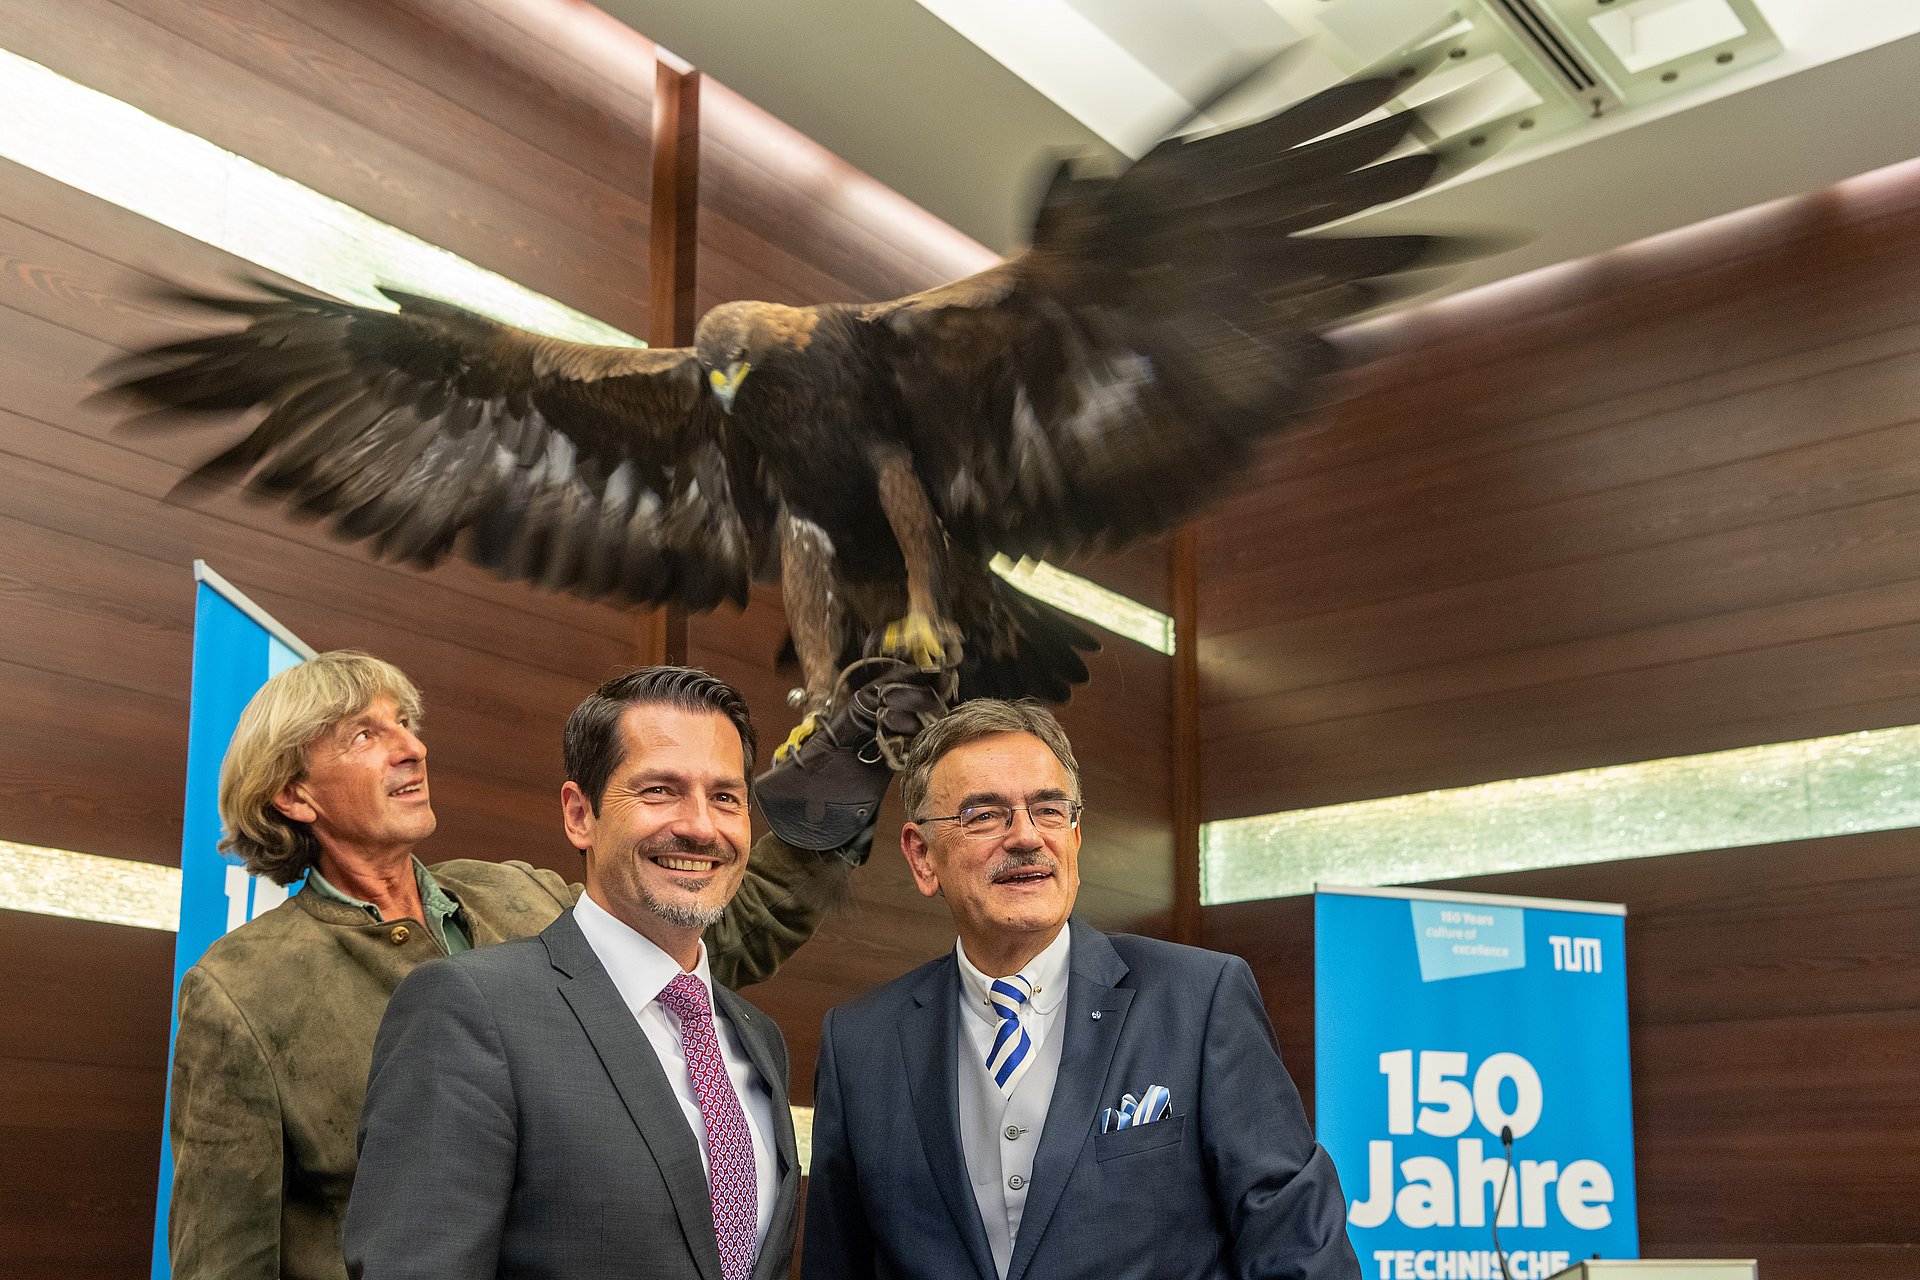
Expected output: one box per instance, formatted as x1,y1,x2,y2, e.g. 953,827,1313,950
1008,1175,1025,1190
1004,1126,1022,1141
389,925,410,945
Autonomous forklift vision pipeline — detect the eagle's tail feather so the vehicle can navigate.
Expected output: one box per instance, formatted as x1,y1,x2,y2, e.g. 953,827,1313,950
952,568,1099,705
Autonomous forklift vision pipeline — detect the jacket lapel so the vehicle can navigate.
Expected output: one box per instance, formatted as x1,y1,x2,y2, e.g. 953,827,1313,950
544,912,726,1280
1005,920,1133,1280
712,983,799,1180
900,952,1000,1280
712,984,799,1280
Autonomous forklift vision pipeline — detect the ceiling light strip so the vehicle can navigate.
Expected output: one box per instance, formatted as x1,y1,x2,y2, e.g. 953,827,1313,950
910,0,1195,155
1201,720,1920,904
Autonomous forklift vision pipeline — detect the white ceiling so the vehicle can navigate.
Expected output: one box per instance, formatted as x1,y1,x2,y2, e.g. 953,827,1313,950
594,0,1920,300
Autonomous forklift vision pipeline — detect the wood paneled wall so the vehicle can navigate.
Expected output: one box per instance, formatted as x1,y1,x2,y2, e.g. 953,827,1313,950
0,1,668,1271
1196,161,1920,1280
0,1,1170,1273
1198,160,1920,817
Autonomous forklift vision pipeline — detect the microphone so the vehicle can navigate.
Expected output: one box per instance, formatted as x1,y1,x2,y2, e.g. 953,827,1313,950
1491,1126,1516,1280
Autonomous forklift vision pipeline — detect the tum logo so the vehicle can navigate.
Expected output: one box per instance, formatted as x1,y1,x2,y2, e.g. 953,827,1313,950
1549,935,1603,972
223,864,292,932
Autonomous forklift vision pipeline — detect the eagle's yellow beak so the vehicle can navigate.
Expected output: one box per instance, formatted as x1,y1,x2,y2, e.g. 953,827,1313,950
708,361,750,413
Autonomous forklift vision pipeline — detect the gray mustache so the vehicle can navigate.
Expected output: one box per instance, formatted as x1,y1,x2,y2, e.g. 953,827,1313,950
989,851,1058,882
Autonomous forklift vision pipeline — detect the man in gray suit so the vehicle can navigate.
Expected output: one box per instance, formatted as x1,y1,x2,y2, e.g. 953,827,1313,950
802,699,1361,1280
346,667,801,1280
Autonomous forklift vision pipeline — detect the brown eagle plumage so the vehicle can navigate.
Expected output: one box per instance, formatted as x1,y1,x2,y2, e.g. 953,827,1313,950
106,33,1486,735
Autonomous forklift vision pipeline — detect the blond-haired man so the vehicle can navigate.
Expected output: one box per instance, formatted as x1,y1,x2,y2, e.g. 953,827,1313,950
168,650,910,1280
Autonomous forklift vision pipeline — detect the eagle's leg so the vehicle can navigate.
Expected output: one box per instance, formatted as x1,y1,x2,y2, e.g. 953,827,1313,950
873,446,963,673
774,512,846,762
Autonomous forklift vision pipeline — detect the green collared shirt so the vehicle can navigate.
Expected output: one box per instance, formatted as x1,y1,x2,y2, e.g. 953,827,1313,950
306,856,473,955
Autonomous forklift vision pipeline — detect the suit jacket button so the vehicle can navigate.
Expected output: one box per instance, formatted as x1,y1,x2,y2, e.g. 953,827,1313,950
389,924,410,945
1008,1175,1025,1190
1090,1010,1102,1021
1005,1126,1022,1141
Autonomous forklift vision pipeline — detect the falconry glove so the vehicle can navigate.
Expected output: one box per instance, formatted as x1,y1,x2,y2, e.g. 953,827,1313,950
756,656,956,858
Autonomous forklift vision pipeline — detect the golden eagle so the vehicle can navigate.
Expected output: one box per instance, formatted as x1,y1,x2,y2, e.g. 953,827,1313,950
106,36,1484,754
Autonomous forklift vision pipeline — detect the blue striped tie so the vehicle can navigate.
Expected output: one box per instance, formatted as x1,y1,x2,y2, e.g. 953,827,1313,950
986,974,1035,1094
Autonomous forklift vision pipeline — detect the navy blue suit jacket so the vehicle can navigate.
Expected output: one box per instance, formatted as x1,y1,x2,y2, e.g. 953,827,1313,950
802,918,1360,1280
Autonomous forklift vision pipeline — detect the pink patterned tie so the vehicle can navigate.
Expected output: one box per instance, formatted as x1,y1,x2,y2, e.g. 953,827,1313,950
659,971,759,1280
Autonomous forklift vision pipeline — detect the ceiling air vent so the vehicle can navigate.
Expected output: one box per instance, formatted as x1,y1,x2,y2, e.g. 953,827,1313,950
1488,0,1602,96
1475,0,1784,119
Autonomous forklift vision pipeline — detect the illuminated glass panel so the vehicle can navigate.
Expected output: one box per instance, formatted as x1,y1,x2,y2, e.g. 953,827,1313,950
791,1105,816,1173
0,839,182,931
0,47,640,347
0,829,823,1148
1201,722,1920,904
991,555,1175,655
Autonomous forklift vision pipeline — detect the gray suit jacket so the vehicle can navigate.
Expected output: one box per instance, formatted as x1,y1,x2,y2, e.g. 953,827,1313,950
344,909,800,1280
802,918,1360,1280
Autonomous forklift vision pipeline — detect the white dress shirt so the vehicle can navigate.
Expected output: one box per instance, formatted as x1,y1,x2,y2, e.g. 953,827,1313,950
573,893,778,1249
955,928,1073,1276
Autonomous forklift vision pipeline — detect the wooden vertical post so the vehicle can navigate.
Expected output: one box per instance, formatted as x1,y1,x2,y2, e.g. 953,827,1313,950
640,50,701,667
1171,525,1203,947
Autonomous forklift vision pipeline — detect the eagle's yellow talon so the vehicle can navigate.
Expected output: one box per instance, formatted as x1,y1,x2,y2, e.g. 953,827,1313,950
880,612,952,671
774,711,823,763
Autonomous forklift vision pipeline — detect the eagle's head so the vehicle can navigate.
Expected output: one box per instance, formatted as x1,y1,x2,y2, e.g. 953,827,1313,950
693,301,819,414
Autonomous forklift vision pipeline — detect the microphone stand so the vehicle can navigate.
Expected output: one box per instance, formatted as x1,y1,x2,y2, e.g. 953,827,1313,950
1492,1126,1516,1280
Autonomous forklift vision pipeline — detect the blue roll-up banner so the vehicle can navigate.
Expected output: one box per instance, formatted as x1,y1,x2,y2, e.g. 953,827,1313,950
151,562,315,1280
1316,885,1637,1280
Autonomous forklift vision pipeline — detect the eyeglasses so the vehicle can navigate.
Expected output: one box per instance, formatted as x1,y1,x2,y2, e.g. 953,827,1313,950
915,801,1083,839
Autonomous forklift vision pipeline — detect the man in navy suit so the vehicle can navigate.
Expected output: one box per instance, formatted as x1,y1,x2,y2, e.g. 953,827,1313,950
802,699,1360,1280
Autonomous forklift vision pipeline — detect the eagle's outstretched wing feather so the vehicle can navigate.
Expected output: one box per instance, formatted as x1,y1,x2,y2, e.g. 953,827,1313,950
108,283,773,609
98,27,1496,714
858,73,1466,563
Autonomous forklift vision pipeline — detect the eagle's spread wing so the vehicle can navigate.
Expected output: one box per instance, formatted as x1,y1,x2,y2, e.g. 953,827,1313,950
108,284,772,609
859,63,1468,563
